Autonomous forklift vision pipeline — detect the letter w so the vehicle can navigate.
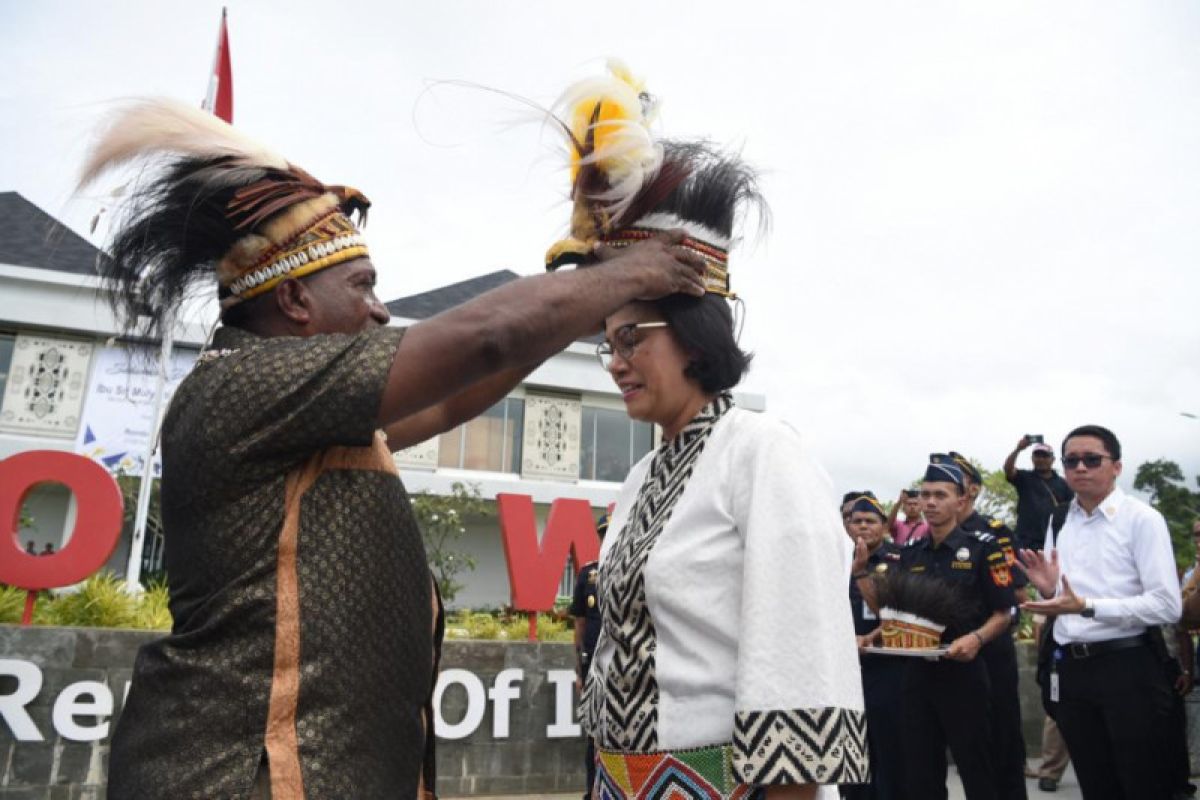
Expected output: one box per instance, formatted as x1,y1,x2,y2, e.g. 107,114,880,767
497,494,600,612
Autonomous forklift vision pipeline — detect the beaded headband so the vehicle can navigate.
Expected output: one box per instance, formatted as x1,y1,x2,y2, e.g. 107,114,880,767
216,193,370,309
599,227,732,298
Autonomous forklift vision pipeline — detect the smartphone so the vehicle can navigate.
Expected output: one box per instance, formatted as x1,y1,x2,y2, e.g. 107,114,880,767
1027,434,1044,444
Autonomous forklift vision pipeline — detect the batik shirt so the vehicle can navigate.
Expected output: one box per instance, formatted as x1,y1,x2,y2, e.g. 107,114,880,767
108,325,441,800
584,396,868,786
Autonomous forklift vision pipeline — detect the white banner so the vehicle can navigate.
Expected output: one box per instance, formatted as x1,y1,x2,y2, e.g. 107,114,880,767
75,344,198,476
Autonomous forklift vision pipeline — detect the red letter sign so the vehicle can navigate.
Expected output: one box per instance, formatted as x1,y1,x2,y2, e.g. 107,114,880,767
497,493,601,612
0,451,124,598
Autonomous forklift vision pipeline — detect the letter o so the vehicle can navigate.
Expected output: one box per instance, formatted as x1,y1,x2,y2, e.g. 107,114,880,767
432,668,486,740
0,451,123,590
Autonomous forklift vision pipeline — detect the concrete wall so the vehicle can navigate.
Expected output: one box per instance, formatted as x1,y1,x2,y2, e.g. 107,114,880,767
0,626,588,799
0,627,1194,799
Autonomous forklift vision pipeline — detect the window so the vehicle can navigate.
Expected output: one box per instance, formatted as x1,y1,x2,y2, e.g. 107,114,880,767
579,406,654,482
437,398,524,472
0,333,13,399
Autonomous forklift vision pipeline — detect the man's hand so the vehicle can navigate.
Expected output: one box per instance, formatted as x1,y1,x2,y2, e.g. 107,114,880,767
1022,574,1085,617
594,229,707,301
1015,548,1061,598
946,632,983,662
1175,671,1194,697
1017,435,1031,450
852,538,869,575
857,627,882,653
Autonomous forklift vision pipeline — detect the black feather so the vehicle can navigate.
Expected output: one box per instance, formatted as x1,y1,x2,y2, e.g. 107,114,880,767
618,140,770,243
872,570,973,633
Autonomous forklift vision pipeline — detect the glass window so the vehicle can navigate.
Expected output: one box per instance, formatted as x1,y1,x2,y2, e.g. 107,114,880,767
0,332,13,398
503,398,524,473
579,405,655,482
437,425,463,469
579,407,598,481
594,408,632,482
437,398,524,473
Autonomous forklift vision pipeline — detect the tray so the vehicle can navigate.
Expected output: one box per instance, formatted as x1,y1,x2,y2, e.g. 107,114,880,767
862,646,949,659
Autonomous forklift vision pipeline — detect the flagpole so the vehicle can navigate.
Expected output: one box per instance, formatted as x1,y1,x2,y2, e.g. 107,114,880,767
125,308,173,591
124,7,230,591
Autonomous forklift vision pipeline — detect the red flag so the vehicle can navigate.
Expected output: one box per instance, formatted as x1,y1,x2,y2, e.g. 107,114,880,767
202,8,233,123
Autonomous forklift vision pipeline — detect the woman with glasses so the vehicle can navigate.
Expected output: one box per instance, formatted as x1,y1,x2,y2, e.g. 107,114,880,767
545,63,867,800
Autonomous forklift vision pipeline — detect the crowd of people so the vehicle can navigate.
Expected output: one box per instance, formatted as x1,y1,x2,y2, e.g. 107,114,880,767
572,431,1192,800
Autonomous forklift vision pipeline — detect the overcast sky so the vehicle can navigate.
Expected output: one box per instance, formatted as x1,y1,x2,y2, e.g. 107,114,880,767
2,1,1198,501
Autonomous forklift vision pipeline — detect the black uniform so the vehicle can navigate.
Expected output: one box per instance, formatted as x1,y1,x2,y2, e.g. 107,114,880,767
960,512,1028,800
842,542,909,800
897,527,1017,800
570,560,601,797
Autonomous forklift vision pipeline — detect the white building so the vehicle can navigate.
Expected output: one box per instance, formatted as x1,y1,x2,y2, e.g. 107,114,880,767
0,192,764,608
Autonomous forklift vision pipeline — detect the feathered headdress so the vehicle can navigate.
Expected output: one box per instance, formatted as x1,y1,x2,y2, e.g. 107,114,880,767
872,570,972,634
544,61,765,298
77,99,371,335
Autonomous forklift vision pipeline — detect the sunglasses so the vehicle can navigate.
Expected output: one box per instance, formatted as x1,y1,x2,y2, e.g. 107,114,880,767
596,322,669,370
1062,454,1114,470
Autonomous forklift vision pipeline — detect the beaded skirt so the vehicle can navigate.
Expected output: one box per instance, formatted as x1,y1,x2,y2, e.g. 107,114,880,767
595,744,765,800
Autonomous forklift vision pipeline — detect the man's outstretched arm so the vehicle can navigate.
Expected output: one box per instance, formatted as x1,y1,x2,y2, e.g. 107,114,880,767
376,232,704,430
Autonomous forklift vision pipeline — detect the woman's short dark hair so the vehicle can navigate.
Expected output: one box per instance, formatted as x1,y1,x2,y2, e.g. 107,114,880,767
1062,424,1122,461
653,293,752,393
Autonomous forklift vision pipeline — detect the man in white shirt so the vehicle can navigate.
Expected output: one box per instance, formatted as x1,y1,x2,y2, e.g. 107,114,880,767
1019,424,1181,800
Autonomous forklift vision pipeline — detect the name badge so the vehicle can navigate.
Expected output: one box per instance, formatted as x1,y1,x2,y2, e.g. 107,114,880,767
1050,672,1060,703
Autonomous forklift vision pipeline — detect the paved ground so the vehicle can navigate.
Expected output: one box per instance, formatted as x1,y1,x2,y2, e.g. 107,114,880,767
446,763,1086,799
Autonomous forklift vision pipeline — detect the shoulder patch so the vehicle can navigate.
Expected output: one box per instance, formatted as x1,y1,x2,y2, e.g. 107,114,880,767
989,519,1003,529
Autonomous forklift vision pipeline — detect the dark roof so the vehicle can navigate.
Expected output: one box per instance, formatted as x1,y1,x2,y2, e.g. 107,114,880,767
0,192,104,277
385,269,521,319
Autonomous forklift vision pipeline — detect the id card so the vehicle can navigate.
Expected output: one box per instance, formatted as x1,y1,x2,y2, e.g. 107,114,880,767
862,604,877,621
1049,672,1059,703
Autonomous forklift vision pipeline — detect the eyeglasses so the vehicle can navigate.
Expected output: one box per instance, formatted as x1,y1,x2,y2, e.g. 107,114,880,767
1062,454,1114,470
596,322,669,370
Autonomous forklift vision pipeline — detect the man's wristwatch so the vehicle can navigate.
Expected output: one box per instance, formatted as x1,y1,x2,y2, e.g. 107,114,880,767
1080,597,1096,618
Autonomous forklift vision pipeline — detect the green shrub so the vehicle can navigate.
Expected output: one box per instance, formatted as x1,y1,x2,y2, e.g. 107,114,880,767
0,584,43,624
443,608,573,642
1,573,172,631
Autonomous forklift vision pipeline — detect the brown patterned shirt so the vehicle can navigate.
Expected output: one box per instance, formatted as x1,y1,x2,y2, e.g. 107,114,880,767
109,325,439,800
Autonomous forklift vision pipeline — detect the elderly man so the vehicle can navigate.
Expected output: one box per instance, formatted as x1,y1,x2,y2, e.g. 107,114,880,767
79,100,705,799
1020,425,1182,800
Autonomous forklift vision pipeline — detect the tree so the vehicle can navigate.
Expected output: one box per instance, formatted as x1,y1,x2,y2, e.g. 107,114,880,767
411,482,490,604
978,466,1017,527
1133,459,1200,568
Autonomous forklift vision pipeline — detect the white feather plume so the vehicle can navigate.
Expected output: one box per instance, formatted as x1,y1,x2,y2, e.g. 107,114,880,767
77,98,288,191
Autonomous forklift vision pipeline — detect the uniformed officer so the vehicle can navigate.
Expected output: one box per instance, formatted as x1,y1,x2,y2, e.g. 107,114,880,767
950,451,1029,800
843,492,908,800
897,457,1017,800
570,512,608,799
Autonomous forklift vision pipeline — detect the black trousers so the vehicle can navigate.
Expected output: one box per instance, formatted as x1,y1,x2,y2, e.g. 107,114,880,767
980,636,1028,800
901,657,997,800
1045,643,1173,800
841,658,910,800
